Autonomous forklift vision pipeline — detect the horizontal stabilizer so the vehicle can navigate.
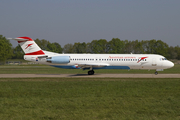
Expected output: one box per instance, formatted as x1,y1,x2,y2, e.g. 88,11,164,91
8,37,33,42
10,38,28,41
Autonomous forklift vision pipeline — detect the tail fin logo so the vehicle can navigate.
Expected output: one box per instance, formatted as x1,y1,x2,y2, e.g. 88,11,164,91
25,43,34,49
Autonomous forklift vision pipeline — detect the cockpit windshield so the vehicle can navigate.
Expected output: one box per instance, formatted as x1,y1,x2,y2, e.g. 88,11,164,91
160,58,167,61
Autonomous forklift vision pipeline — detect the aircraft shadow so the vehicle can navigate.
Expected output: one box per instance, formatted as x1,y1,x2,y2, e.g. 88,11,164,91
69,74,100,77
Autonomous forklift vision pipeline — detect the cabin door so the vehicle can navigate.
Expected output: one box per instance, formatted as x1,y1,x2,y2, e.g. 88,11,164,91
152,58,157,66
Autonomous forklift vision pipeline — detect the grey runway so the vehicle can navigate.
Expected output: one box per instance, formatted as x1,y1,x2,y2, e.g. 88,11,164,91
0,74,180,78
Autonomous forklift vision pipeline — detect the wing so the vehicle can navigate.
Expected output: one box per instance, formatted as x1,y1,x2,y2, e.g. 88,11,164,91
77,63,109,69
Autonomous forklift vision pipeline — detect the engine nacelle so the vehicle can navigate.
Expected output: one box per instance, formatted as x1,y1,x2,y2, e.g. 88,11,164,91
46,56,70,64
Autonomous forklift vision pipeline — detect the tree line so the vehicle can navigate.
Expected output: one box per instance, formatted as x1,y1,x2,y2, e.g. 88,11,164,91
0,35,180,63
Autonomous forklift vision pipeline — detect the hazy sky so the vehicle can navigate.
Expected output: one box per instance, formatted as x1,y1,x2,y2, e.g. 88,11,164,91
0,0,180,47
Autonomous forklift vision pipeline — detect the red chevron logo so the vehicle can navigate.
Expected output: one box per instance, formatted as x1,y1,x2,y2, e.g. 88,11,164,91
25,43,33,49
137,57,148,63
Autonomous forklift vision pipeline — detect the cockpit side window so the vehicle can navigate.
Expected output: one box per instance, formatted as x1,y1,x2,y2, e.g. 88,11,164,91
160,58,167,61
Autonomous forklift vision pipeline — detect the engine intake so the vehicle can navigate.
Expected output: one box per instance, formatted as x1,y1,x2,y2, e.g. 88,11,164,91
46,56,70,64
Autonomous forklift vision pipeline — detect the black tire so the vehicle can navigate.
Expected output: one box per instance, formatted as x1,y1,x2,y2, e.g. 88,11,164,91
92,70,94,75
155,71,158,75
88,70,94,75
88,71,92,75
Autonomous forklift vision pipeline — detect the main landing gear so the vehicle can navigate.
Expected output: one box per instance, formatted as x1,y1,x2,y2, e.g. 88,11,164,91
88,70,94,75
155,71,158,75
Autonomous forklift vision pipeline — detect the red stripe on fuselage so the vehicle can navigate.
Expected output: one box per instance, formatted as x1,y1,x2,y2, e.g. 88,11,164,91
25,50,45,55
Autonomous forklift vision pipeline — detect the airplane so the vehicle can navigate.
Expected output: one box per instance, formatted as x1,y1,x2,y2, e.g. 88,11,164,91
10,36,174,75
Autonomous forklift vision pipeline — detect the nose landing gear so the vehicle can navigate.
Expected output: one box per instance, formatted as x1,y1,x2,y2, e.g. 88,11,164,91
88,70,94,75
155,71,158,75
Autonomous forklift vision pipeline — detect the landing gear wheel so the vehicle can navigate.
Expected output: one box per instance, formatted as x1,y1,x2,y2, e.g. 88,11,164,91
155,71,158,75
88,70,94,75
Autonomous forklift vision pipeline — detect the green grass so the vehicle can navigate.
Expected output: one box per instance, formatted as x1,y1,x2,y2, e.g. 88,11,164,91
0,78,180,120
0,64,179,74
6,59,28,62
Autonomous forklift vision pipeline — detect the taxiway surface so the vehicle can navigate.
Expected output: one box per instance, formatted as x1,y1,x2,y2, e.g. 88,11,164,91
0,74,180,78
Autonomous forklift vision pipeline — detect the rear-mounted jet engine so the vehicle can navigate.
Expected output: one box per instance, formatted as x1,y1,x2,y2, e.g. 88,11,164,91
46,56,70,64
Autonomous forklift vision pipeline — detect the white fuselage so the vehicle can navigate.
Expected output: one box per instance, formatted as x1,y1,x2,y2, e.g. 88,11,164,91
24,53,174,70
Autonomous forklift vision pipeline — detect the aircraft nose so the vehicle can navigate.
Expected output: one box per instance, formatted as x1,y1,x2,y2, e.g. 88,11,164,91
167,61,174,68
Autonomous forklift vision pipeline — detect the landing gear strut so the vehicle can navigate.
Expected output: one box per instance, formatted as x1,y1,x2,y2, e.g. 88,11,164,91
155,71,158,75
88,70,94,75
